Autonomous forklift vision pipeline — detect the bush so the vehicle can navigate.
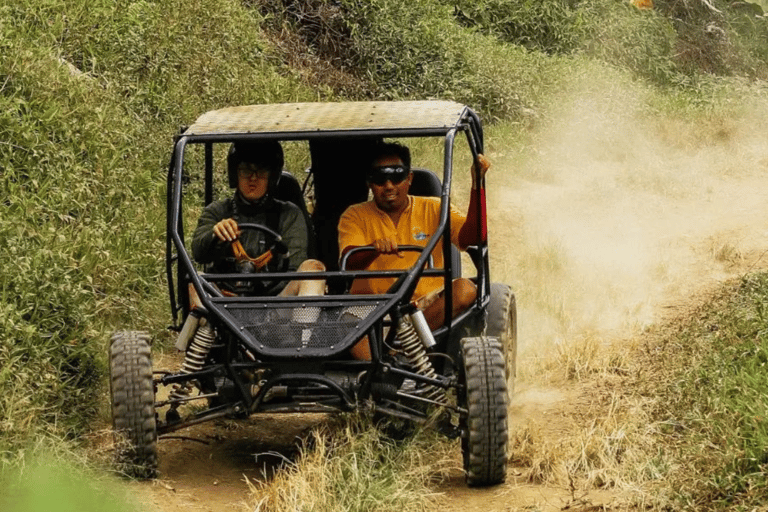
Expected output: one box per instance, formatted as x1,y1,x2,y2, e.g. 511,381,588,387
653,0,768,80
0,0,316,460
578,1,679,85
251,0,566,121
449,0,768,86
650,272,768,509
452,0,581,54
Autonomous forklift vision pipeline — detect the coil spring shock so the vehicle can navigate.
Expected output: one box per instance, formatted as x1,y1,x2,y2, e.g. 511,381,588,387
396,315,446,404
169,319,215,404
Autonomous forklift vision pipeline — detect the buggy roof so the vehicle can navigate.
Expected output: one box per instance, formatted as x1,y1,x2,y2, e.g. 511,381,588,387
183,100,473,138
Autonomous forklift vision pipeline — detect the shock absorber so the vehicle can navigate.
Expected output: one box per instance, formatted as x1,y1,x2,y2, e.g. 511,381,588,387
396,313,447,405
168,318,216,405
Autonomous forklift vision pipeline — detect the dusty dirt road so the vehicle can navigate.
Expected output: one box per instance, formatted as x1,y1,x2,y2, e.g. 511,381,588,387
127,92,768,511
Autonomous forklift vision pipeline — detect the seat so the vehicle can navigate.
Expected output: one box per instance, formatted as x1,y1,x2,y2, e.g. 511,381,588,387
408,168,461,280
274,171,317,259
409,167,442,197
309,139,378,272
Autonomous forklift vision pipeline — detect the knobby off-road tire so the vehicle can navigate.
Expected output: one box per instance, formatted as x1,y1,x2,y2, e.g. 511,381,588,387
460,336,508,487
109,331,158,479
486,283,517,396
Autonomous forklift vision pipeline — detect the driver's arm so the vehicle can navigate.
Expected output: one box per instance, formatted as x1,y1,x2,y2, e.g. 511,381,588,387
192,201,234,264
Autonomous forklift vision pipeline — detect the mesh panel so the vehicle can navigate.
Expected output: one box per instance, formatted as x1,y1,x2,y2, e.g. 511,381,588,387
225,304,377,353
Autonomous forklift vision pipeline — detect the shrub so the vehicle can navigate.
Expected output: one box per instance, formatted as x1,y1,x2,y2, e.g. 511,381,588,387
577,1,679,85
0,0,315,460
648,272,768,509
653,0,768,80
452,0,581,54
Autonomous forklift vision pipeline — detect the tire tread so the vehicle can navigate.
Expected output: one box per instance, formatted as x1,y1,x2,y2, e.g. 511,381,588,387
461,336,508,486
109,330,158,479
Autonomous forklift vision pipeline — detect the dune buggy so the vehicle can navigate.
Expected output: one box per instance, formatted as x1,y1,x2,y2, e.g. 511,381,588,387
109,100,517,486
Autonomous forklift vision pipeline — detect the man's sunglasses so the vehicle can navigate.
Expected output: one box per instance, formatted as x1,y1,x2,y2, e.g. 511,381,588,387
368,165,410,186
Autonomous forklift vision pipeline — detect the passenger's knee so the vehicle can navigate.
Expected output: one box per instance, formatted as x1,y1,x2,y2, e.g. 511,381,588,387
453,278,477,309
298,259,326,272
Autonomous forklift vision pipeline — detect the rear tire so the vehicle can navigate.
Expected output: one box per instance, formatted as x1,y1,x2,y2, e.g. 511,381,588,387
459,336,508,487
109,331,158,479
486,283,517,396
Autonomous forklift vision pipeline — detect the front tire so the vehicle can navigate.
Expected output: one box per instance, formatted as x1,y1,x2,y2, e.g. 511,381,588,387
109,331,158,478
459,336,508,487
486,283,517,396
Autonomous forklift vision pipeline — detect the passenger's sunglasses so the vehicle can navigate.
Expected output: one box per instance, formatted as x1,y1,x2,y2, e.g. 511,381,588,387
368,165,410,186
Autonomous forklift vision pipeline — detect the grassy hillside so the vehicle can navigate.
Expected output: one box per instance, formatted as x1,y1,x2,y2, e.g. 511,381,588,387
1,0,766,471
628,271,768,510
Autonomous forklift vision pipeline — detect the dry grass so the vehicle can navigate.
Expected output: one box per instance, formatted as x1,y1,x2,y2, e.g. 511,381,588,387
504,274,768,510
247,415,457,512
501,306,699,507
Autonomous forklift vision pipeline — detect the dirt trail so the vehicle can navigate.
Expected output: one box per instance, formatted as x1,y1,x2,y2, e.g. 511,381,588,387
129,92,768,511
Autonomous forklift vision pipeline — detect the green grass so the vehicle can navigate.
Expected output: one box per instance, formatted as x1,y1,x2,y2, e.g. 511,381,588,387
0,444,140,512
635,272,768,510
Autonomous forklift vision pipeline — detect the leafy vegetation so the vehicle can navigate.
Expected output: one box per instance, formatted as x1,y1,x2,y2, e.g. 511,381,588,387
1,0,315,462
1,445,139,512
1,2,768,509
453,0,768,84
642,272,768,510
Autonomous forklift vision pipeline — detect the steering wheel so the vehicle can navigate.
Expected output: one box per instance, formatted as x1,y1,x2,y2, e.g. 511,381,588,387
229,223,289,295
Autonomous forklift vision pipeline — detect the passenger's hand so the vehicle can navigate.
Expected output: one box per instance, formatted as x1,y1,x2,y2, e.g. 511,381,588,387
471,154,491,189
212,218,240,242
373,237,403,257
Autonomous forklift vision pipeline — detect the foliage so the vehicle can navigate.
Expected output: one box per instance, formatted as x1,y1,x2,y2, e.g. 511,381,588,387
0,40,143,451
449,0,768,85
254,0,567,121
0,0,315,461
577,1,680,85
1,445,140,512
452,0,581,54
646,272,768,510
1,0,766,474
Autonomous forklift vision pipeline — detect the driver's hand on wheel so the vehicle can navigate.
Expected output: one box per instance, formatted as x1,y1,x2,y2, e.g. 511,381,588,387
373,237,403,257
213,218,240,242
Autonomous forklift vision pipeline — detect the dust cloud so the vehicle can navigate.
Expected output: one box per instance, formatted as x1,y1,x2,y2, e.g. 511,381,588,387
486,81,768,364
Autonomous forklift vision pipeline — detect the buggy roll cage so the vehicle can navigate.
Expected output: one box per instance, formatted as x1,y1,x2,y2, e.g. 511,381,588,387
164,101,490,354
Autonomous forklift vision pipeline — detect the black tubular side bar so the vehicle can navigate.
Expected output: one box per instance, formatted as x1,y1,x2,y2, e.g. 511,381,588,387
204,142,214,205
463,117,491,310
165,146,179,326
440,130,456,329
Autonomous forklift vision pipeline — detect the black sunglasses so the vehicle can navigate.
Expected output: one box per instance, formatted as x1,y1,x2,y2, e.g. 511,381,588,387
368,165,410,186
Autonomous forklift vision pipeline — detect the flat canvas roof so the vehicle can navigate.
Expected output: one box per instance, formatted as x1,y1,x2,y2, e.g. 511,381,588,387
184,100,471,136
